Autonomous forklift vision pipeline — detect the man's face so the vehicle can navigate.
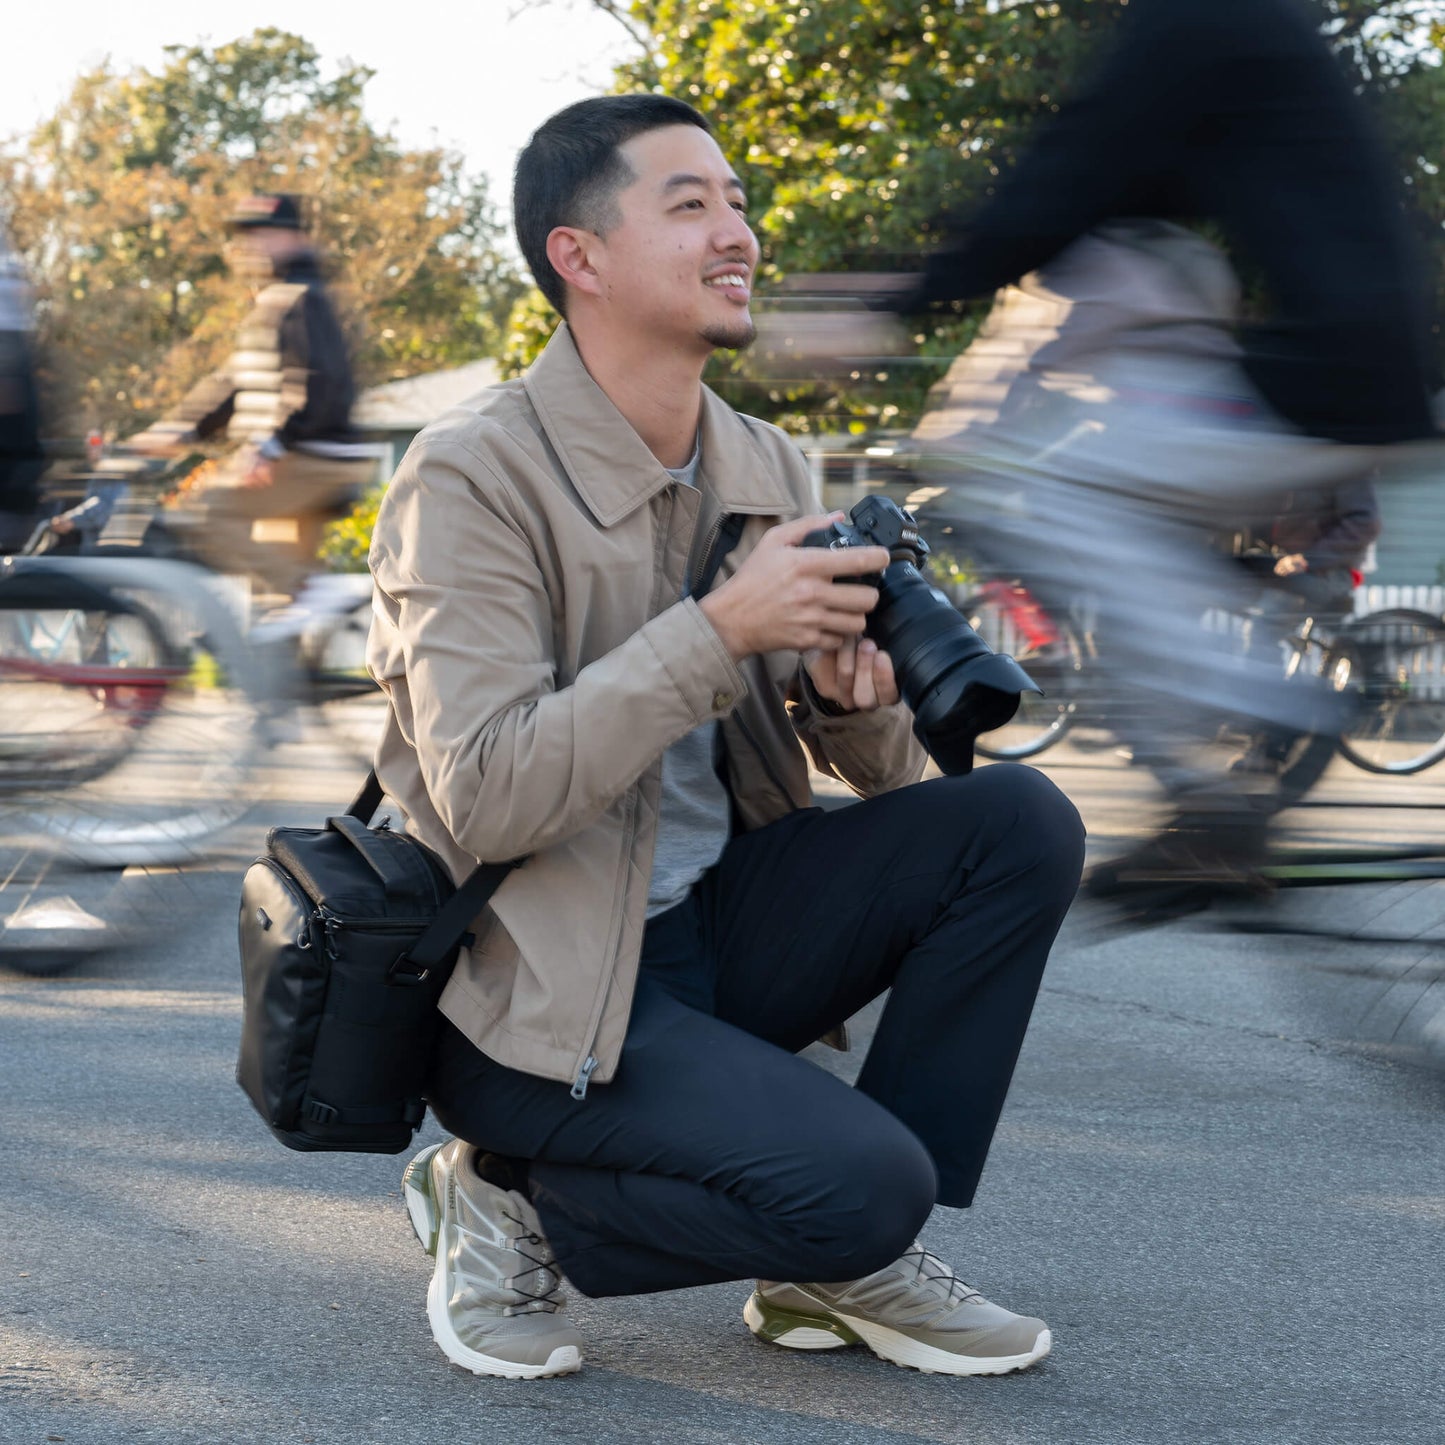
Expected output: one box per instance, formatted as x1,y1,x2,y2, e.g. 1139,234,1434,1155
587,124,759,355
228,227,302,280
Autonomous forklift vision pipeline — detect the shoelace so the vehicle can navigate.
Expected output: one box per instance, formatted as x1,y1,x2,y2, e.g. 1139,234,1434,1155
900,1245,983,1308
501,1206,566,1315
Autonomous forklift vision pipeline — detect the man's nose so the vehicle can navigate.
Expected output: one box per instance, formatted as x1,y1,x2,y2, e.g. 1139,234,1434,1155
714,208,758,256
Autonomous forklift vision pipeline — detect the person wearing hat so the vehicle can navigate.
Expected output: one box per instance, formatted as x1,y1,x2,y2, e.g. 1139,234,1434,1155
134,192,377,627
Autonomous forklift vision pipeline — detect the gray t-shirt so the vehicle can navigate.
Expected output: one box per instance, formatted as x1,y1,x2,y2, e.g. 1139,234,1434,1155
646,445,733,918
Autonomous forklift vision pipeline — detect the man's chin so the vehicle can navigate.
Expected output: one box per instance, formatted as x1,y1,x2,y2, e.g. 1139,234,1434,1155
700,318,757,353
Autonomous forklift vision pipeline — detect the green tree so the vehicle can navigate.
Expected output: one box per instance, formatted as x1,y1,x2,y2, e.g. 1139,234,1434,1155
0,29,523,437
513,0,1444,433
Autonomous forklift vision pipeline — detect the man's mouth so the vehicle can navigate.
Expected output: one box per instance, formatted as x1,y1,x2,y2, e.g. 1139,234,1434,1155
705,272,751,298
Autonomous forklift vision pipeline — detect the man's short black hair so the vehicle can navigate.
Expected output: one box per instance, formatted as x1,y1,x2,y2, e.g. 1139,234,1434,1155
513,94,711,316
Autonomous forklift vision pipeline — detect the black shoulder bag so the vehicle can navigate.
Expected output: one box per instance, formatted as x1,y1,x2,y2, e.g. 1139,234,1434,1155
236,771,520,1154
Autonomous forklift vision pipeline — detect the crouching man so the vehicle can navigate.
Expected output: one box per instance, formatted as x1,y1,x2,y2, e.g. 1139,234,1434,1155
366,95,1085,1380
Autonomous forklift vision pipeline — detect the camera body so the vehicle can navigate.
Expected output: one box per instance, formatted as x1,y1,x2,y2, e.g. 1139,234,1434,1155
803,494,928,578
801,496,1039,774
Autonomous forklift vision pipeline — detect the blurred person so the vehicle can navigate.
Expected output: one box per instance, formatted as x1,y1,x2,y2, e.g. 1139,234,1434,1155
835,0,1438,901
0,222,45,552
134,193,376,629
1254,476,1381,613
368,95,1084,1381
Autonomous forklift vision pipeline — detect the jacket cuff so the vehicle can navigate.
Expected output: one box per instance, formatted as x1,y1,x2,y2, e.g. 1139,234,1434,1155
643,598,750,721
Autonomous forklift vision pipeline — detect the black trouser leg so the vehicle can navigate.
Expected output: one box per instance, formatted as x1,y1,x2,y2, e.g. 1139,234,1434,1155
701,765,1086,1204
427,765,1084,1297
429,974,939,1297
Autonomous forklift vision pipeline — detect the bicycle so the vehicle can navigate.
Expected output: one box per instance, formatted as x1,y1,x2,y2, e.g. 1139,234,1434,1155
954,567,1445,783
946,570,1347,804
0,446,385,868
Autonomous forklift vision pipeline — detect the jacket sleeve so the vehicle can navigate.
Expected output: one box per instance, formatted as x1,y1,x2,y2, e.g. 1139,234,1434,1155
903,0,1202,309
1300,479,1382,572
369,439,748,863
787,664,927,797
136,369,235,445
274,287,355,449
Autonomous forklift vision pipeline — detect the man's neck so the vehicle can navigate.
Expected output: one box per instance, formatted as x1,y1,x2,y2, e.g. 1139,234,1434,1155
569,325,706,470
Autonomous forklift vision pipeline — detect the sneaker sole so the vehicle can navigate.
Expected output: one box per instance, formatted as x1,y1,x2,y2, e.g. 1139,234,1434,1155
409,1144,583,1380
744,1293,1051,1377
424,1276,583,1380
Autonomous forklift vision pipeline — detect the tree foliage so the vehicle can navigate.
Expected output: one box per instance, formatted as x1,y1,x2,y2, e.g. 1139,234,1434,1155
0,30,523,436
510,0,1444,433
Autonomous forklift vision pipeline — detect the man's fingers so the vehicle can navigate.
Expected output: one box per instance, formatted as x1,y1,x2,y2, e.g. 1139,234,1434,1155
768,513,844,547
808,544,892,579
851,640,878,710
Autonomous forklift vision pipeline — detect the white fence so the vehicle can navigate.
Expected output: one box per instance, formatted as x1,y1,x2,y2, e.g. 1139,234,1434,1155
1354,584,1445,617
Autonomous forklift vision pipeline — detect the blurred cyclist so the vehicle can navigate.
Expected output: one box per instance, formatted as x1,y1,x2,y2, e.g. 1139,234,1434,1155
1253,476,1381,615
133,193,377,630
0,221,45,553
865,0,1438,905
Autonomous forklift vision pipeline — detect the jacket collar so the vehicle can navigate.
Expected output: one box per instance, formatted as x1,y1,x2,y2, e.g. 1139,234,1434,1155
523,322,795,528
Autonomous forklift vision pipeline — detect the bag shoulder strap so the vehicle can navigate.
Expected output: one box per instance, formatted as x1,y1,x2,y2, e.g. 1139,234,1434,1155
347,769,522,974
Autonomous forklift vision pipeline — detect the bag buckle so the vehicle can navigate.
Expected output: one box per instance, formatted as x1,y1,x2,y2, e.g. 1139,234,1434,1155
301,1098,339,1125
386,954,429,985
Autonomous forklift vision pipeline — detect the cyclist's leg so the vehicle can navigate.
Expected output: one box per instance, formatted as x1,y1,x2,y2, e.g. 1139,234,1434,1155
185,454,289,597
270,452,376,599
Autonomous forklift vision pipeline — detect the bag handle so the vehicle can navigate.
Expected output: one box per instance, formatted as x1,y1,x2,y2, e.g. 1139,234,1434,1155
326,813,427,899
345,769,523,979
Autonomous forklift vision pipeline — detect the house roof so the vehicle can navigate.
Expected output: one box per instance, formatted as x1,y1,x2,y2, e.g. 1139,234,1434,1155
354,357,500,431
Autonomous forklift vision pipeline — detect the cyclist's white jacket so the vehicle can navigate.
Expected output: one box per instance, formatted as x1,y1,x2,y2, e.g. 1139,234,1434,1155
366,323,926,1094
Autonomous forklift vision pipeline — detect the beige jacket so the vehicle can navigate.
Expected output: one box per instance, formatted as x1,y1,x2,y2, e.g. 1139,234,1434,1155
367,325,926,1093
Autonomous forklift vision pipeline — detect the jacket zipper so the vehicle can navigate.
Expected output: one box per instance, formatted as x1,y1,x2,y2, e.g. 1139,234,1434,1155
570,1055,598,1100
684,510,725,599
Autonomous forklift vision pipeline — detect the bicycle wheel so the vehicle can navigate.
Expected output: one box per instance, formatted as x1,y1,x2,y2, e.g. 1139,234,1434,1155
961,591,1084,760
1242,618,1349,806
0,590,173,794
1333,608,1445,775
0,560,267,865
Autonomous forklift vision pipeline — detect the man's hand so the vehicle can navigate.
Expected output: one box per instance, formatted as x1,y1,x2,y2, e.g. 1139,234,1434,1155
1273,553,1309,577
49,515,76,535
698,513,891,661
805,635,901,713
240,452,276,489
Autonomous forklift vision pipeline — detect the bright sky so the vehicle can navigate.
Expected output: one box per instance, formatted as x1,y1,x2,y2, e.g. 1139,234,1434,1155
0,0,637,225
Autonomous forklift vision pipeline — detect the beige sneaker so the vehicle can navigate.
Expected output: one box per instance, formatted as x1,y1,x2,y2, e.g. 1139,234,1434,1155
744,1242,1051,1376
402,1140,583,1379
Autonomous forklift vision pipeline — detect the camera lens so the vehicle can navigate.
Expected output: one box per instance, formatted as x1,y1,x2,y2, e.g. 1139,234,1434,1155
867,560,1040,774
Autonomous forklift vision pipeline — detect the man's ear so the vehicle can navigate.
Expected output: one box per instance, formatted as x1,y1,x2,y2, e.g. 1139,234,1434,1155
546,227,604,302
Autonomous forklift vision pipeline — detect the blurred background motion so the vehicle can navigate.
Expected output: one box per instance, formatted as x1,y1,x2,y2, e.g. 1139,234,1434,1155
0,0,1442,966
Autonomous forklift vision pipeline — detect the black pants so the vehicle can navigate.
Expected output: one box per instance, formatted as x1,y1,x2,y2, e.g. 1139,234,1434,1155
428,765,1085,1298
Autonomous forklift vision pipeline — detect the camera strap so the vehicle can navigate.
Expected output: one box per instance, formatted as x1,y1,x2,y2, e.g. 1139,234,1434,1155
689,511,744,600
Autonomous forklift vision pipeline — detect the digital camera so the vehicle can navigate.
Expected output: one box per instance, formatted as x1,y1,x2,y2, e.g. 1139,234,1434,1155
802,496,1039,774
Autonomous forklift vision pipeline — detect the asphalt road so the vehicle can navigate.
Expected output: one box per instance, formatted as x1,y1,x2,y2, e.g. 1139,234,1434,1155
2,729,1443,1445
